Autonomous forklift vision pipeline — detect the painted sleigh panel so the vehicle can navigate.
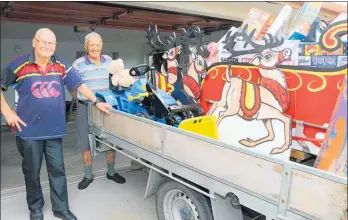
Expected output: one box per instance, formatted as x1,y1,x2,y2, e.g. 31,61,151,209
200,63,346,157
200,20,347,160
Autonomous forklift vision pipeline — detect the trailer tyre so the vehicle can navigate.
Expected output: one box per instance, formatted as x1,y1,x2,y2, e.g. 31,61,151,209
156,180,213,220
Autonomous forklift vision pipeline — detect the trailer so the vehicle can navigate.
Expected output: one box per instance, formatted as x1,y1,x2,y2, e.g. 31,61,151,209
87,104,347,220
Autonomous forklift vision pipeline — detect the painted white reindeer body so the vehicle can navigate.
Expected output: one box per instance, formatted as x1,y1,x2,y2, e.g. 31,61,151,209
161,46,181,85
258,68,285,112
208,46,293,154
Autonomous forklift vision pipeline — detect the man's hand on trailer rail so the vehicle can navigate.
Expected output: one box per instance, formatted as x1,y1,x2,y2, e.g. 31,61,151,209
77,83,112,114
95,102,112,114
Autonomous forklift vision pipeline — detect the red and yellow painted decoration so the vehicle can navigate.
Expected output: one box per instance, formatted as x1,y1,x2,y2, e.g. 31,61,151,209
200,63,347,148
314,74,347,177
319,20,347,52
155,72,175,93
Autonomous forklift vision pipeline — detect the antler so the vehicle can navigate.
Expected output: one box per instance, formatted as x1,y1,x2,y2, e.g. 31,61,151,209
180,26,210,58
193,27,210,58
145,24,176,51
222,24,284,58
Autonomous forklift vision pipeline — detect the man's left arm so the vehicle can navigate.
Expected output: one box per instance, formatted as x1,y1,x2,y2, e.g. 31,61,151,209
60,58,112,114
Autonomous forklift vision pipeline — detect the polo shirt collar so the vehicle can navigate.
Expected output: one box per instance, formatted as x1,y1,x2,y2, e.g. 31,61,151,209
29,48,57,64
84,55,106,65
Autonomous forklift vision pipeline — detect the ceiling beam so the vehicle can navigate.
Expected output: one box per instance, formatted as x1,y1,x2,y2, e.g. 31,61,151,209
12,2,120,17
1,17,183,33
8,11,106,22
1,1,239,36
83,1,236,23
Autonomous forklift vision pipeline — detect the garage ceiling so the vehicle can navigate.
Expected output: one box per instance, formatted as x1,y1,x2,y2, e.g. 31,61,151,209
0,1,241,33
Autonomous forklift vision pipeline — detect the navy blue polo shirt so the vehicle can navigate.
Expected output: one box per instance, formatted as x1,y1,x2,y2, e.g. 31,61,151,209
1,50,83,140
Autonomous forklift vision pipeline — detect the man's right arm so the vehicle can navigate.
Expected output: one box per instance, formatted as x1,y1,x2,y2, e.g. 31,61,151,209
1,65,27,131
1,66,17,114
1,90,12,116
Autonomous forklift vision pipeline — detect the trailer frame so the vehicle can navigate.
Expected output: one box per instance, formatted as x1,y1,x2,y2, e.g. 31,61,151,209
87,104,347,220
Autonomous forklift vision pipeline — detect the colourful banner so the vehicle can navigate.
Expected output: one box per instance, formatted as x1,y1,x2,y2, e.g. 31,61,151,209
314,74,347,177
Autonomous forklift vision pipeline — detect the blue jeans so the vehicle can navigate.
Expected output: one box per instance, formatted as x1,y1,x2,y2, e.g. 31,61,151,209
16,137,69,212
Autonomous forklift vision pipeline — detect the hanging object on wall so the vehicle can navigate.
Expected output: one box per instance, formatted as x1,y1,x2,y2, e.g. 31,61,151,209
14,45,22,54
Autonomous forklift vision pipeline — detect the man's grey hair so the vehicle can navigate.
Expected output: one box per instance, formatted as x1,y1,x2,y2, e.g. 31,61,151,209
84,32,102,44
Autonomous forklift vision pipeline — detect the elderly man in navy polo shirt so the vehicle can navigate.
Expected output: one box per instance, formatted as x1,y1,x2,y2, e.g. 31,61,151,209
72,32,126,190
1,28,112,220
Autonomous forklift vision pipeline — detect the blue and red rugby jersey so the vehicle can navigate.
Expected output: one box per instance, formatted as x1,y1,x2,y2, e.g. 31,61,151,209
1,49,83,140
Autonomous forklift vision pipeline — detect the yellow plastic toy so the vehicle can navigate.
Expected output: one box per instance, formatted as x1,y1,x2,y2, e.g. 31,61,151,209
128,92,149,101
179,115,219,139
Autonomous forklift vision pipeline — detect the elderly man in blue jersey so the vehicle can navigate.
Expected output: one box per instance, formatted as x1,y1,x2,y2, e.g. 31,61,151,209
72,32,126,190
1,28,112,220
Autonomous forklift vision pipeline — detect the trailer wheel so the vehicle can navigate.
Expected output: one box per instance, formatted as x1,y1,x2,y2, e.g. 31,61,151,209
156,180,213,220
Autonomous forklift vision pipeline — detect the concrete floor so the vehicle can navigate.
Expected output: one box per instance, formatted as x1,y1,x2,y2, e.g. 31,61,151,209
1,170,157,220
1,123,158,220
1,123,131,191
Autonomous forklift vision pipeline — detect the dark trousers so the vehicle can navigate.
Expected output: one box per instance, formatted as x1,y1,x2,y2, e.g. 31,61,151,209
16,137,69,212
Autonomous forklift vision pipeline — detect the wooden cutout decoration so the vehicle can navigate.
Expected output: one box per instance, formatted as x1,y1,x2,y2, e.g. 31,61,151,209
208,28,292,155
152,25,210,100
222,24,284,58
200,24,347,159
145,24,177,52
205,34,293,155
180,26,210,58
178,26,210,99
201,62,347,159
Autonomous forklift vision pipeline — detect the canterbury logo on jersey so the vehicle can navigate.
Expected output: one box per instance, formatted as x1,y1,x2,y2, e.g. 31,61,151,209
31,81,61,98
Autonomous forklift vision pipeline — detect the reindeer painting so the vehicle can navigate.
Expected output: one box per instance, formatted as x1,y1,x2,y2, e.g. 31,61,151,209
145,24,210,100
207,26,293,155
178,27,210,99
145,24,177,93
161,46,182,87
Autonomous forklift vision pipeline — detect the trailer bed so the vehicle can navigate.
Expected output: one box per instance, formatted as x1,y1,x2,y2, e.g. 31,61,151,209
89,106,347,220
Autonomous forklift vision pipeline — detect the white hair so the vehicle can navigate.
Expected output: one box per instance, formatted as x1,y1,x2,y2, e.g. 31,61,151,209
84,32,102,44
34,28,55,38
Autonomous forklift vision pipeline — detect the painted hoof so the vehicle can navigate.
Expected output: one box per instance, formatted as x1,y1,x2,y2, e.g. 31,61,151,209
239,139,257,147
270,146,289,155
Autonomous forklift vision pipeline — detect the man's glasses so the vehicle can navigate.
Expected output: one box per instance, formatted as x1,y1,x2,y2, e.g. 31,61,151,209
35,38,56,47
